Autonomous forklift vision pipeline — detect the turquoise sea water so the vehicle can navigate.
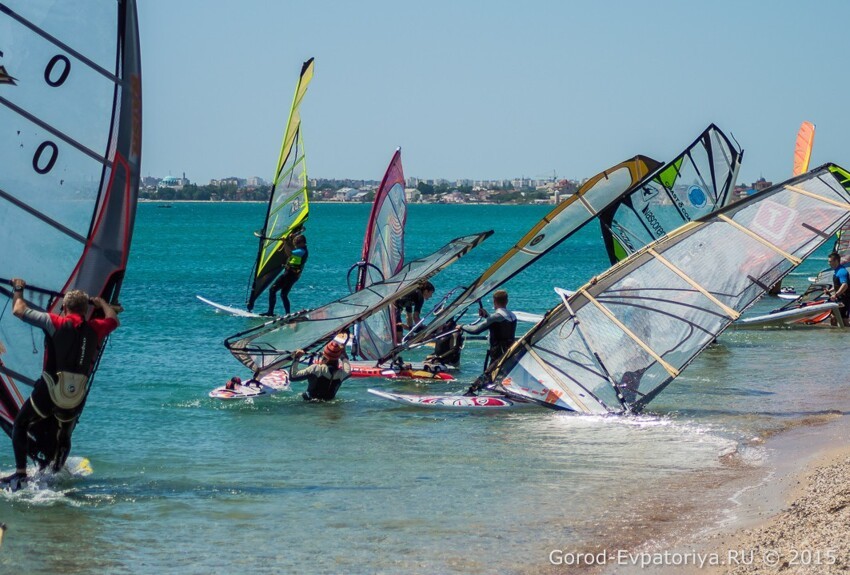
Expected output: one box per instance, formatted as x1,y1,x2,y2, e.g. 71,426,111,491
2,202,849,574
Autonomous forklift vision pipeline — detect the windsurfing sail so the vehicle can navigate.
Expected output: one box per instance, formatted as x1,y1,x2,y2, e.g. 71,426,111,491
599,124,743,265
377,155,662,362
247,57,314,310
226,231,492,376
352,148,407,360
793,121,815,176
486,164,850,414
0,1,142,454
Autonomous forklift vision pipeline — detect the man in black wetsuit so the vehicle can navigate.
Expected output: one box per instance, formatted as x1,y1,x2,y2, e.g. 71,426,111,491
825,251,850,326
395,281,435,339
461,289,517,372
1,279,119,491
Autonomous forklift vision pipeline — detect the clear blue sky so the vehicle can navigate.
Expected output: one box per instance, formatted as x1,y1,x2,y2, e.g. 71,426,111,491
138,0,850,186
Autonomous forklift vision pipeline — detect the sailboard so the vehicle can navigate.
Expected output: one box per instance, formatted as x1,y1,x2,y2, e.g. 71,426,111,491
367,389,524,410
0,1,142,468
378,155,662,363
246,58,314,311
196,295,261,318
351,148,407,360
599,124,743,264
209,370,290,400
483,164,850,414
733,301,842,329
225,232,492,377
350,363,454,381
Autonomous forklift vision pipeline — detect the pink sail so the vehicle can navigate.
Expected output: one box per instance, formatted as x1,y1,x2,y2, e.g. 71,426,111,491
355,149,407,359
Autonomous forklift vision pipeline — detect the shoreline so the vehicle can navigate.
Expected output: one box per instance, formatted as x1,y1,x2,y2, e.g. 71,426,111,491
583,413,850,574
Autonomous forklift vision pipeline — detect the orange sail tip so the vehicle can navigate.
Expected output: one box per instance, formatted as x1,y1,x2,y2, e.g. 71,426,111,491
792,121,816,176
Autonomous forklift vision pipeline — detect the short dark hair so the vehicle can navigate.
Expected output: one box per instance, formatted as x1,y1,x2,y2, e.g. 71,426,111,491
421,281,435,294
493,290,508,306
828,252,840,261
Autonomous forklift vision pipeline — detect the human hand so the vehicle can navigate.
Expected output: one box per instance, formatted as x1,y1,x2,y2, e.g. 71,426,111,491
10,278,25,291
478,308,487,318
292,349,305,360
90,296,107,309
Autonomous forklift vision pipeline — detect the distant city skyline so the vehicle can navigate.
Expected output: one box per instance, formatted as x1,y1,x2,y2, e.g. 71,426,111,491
138,1,850,187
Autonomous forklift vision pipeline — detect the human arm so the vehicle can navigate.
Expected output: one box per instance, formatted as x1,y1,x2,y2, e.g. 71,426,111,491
91,297,120,327
461,313,500,335
10,278,27,318
829,269,850,300
288,349,317,381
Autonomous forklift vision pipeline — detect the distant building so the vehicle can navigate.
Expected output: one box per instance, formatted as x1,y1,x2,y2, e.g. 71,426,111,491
405,187,421,203
247,176,266,187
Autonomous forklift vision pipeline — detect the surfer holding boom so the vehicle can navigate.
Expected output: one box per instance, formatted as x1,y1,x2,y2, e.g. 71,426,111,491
1,278,118,491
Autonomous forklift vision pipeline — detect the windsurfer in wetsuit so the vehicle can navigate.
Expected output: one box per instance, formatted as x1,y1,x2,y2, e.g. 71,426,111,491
289,337,351,401
825,251,850,326
394,281,435,339
462,290,517,371
262,233,308,316
1,279,119,491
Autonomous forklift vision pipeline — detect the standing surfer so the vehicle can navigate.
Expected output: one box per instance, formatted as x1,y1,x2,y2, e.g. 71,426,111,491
825,251,850,326
257,233,308,316
1,279,119,490
461,290,517,372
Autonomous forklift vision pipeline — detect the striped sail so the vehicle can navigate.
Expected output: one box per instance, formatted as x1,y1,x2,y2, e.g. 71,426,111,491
599,124,743,264
0,1,142,459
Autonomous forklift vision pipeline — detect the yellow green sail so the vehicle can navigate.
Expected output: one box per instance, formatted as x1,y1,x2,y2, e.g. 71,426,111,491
248,57,313,309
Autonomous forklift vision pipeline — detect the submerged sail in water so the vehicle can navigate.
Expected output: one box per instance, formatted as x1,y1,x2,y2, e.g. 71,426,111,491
0,1,142,463
377,155,662,363
247,58,314,310
353,148,407,360
793,121,815,177
600,124,743,264
486,164,850,413
227,232,492,376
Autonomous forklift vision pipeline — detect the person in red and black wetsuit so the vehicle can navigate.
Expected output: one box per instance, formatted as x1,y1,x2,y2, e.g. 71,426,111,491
1,278,119,491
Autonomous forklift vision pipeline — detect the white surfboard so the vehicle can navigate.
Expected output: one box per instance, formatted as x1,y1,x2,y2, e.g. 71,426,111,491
209,370,291,399
368,388,527,410
197,295,262,318
733,302,842,329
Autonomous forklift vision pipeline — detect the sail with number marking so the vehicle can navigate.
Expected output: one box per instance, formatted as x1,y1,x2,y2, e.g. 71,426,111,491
247,58,313,310
352,148,407,360
487,164,850,413
599,124,743,264
377,155,662,363
227,232,492,376
0,1,142,464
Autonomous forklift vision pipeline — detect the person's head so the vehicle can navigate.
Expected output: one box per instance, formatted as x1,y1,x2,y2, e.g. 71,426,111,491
493,290,508,308
62,290,89,316
828,252,841,269
294,234,307,248
421,281,435,300
323,339,344,365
